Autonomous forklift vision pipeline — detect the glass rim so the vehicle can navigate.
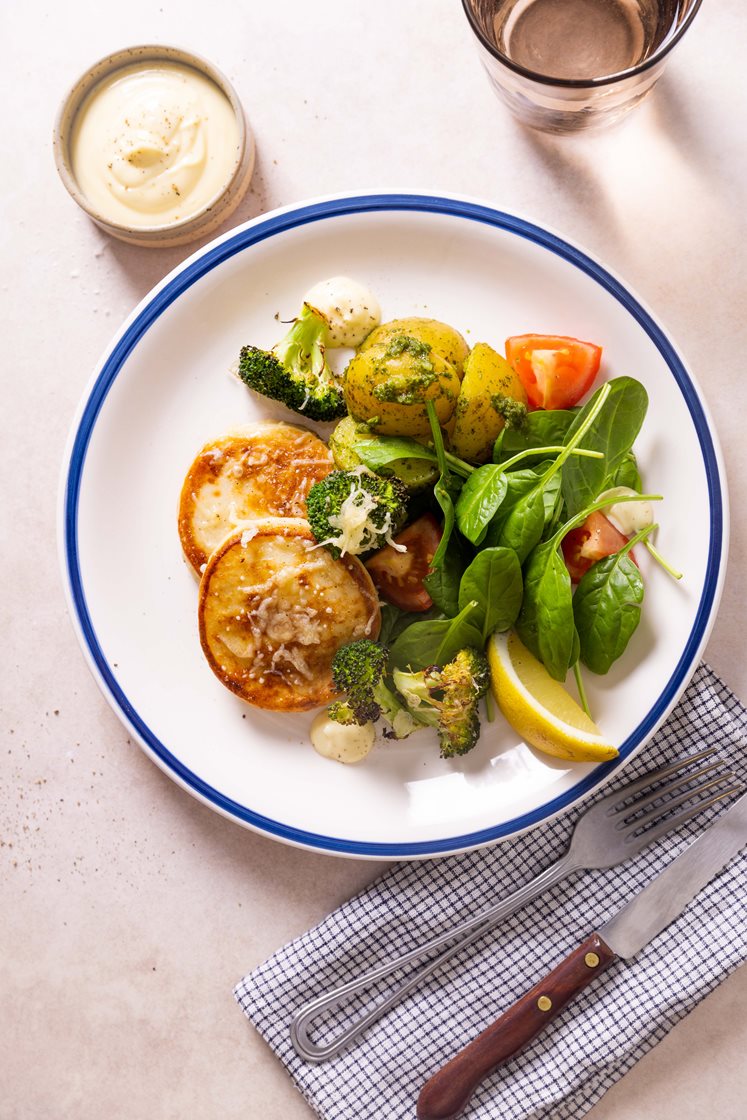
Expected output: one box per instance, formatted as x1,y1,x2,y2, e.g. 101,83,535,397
460,0,704,89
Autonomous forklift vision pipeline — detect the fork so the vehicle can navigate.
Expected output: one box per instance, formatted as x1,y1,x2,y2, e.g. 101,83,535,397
290,748,741,1062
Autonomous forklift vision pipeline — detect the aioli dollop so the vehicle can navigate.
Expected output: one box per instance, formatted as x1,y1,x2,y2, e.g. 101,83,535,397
597,486,655,536
310,711,375,764
70,62,240,228
303,276,381,348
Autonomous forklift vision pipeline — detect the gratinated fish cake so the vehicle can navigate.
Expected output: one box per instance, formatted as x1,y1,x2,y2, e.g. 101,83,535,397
178,422,334,573
198,519,381,711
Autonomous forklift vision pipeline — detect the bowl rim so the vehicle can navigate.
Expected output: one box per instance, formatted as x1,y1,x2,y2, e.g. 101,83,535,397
460,0,704,89
52,42,252,240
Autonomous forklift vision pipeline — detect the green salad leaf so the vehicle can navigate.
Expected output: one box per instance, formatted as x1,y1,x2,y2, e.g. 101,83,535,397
573,524,656,674
562,377,648,517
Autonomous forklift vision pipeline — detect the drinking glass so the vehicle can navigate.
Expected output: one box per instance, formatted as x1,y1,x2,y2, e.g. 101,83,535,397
461,0,703,133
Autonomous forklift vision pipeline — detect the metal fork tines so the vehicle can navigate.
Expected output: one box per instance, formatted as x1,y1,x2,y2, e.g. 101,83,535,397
570,747,741,865
613,757,739,842
290,748,743,1063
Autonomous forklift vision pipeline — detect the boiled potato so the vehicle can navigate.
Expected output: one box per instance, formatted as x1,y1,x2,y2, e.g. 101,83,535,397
328,416,438,491
343,337,461,437
328,415,369,470
450,343,528,463
360,317,469,375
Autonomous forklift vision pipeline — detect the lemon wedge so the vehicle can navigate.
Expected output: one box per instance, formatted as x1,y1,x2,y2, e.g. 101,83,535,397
488,631,619,763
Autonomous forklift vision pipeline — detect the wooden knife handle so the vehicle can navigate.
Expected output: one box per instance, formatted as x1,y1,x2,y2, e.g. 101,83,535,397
416,933,616,1120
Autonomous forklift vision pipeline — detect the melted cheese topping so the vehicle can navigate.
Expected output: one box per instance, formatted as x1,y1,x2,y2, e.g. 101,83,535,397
198,522,380,711
318,471,405,557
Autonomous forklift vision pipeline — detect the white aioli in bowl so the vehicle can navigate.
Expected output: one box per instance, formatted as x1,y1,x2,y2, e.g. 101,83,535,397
70,61,240,229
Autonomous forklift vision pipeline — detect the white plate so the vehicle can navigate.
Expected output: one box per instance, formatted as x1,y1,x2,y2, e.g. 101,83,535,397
59,193,728,859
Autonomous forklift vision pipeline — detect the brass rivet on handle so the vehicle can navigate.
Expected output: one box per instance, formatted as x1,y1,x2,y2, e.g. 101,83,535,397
537,995,552,1012
585,952,601,968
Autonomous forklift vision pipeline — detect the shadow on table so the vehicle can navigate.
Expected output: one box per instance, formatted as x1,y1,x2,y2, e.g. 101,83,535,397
93,149,281,299
510,67,726,265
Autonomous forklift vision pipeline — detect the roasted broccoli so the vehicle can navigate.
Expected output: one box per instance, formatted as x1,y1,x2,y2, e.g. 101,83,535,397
237,303,347,422
393,648,490,758
329,640,420,739
306,469,408,558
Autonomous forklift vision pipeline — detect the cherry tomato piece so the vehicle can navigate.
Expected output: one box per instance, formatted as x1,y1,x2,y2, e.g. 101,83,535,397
505,334,602,410
562,511,635,583
364,513,442,612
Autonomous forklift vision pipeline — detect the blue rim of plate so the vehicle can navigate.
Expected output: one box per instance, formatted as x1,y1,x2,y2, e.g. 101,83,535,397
62,192,725,857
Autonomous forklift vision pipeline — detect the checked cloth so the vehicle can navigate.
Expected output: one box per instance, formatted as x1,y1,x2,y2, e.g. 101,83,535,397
235,664,747,1119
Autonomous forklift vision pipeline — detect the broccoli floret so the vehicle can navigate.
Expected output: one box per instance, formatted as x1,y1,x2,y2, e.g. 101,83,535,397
237,303,347,422
491,394,529,431
392,648,490,758
329,641,420,739
306,469,408,558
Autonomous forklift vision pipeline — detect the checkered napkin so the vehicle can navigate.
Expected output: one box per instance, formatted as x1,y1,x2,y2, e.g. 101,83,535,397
235,664,747,1120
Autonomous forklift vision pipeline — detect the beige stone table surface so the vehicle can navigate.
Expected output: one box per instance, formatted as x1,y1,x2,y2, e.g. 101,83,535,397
2,1,746,1117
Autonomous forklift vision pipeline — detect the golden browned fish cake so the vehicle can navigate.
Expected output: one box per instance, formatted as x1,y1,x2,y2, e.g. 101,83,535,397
198,518,381,711
178,422,334,573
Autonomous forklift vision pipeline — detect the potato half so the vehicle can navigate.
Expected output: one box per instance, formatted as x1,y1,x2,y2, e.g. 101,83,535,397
450,343,528,463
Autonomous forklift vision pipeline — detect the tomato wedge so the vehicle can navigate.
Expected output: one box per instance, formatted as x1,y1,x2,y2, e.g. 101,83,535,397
505,334,602,410
561,511,635,583
364,513,442,612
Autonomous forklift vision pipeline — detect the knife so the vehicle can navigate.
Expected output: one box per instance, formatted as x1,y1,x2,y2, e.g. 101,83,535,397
417,791,747,1120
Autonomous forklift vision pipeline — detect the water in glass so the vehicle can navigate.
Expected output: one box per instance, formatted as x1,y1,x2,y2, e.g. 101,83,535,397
492,0,679,81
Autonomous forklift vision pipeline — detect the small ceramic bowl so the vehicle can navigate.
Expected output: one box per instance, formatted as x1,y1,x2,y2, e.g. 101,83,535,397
53,44,255,248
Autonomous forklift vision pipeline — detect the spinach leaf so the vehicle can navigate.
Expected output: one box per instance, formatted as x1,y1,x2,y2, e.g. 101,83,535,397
545,473,568,536
515,539,575,681
454,465,508,545
429,467,460,572
458,548,523,641
518,503,657,680
573,525,654,673
494,410,577,464
378,603,409,647
481,464,551,545
562,377,648,517
513,490,659,683
572,654,593,721
611,450,642,492
458,446,590,550
424,401,463,576
494,383,612,562
389,601,483,672
494,472,562,562
423,534,469,618
378,602,443,647
355,436,438,470
356,434,474,481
